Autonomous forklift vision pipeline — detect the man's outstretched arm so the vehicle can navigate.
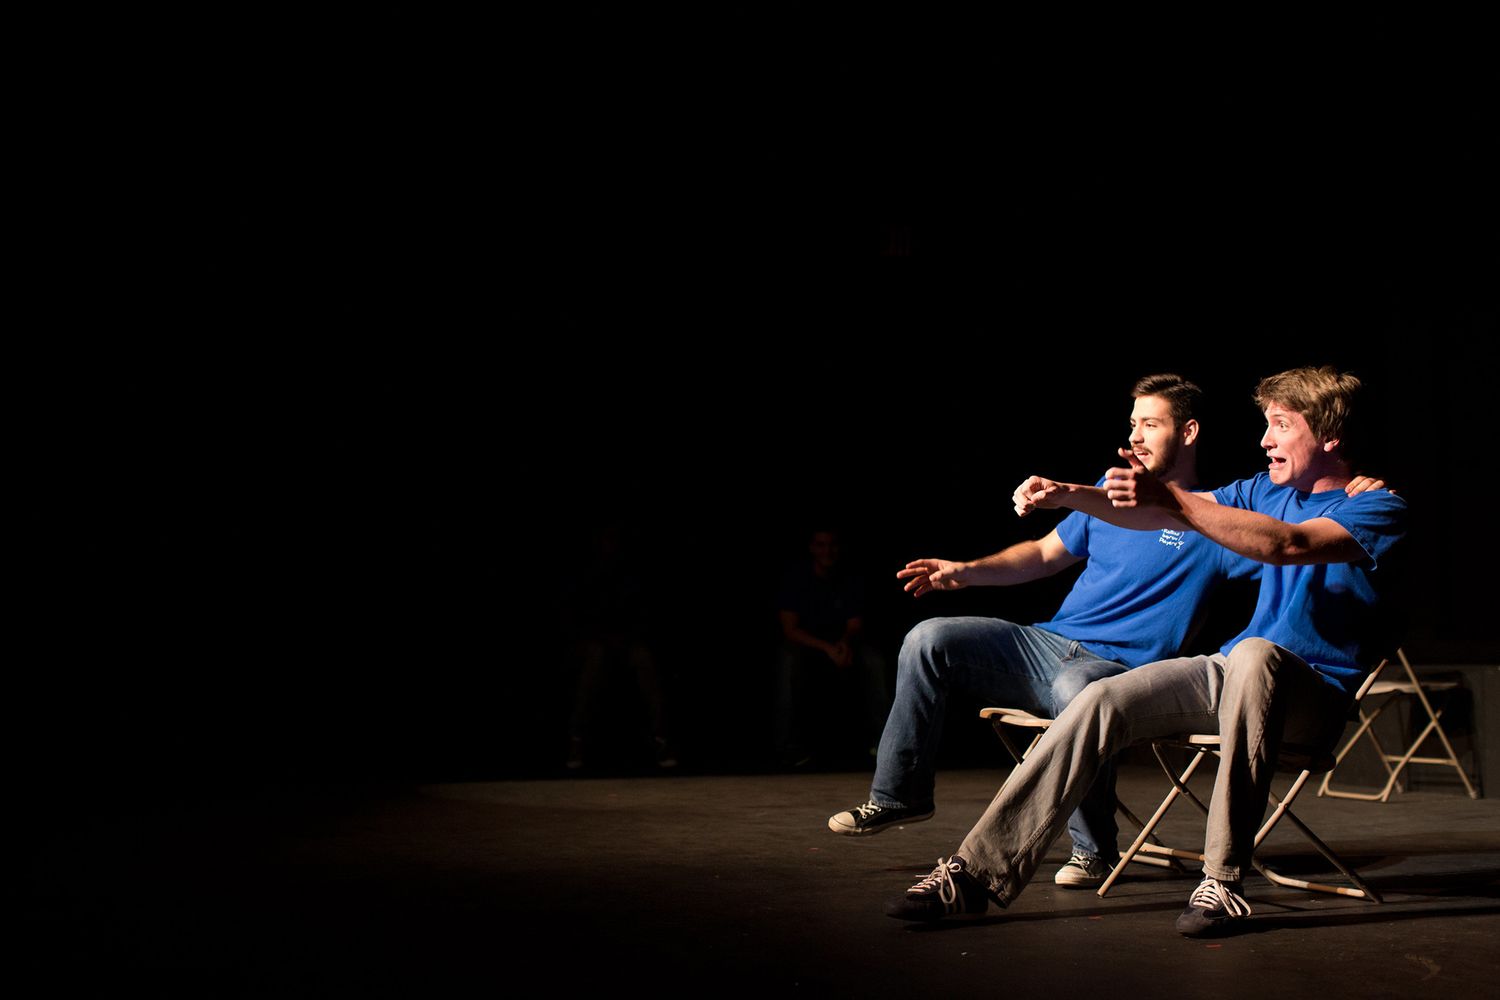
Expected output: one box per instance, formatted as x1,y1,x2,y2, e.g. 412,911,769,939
897,530,1082,598
1102,457,1370,566
1013,472,1181,529
1017,453,1389,560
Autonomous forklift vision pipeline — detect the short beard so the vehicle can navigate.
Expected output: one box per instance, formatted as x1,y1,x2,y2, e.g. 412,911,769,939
1147,441,1179,477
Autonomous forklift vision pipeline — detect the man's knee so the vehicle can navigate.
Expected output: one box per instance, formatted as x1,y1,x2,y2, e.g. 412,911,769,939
1050,662,1126,715
1222,638,1301,714
1058,676,1127,738
1224,637,1284,686
899,619,943,663
899,617,1004,669
900,619,966,689
1050,671,1094,715
902,616,977,649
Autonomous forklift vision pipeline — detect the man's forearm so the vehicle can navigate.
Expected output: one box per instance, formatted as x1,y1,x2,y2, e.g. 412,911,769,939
1053,482,1181,530
1171,485,1360,565
961,540,1059,586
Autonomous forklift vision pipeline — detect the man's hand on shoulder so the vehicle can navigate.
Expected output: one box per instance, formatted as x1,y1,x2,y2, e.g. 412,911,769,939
1345,475,1391,496
896,559,969,598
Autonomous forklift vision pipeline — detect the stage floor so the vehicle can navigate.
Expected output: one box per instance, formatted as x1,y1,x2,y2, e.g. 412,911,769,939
26,765,1500,997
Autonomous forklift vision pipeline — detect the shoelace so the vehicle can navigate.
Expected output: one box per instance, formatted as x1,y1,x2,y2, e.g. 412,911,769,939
1188,877,1253,917
853,801,882,820
908,858,963,905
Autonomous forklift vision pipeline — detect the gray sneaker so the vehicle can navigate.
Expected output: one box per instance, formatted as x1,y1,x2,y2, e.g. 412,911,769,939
828,799,935,836
1053,851,1114,888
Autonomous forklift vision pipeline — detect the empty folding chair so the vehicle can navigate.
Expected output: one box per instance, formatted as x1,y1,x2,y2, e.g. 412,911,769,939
1318,648,1480,802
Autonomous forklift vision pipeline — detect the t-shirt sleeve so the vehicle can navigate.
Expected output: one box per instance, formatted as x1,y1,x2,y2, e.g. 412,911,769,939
1210,475,1262,511
1219,546,1263,581
1323,490,1408,568
1055,510,1091,558
1055,476,1108,557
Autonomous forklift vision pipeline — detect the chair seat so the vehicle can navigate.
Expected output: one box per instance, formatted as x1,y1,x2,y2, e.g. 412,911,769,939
978,707,1052,729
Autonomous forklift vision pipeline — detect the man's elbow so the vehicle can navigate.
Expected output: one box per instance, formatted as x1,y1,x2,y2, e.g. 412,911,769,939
1273,535,1358,566
1264,546,1300,566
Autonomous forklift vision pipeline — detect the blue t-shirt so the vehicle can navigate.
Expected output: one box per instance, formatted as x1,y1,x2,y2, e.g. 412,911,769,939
1037,509,1260,667
1212,474,1408,695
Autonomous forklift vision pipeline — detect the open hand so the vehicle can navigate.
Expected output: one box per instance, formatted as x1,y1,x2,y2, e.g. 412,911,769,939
896,558,968,598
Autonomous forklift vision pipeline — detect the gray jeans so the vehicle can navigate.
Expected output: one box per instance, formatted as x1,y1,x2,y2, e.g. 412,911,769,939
957,638,1352,904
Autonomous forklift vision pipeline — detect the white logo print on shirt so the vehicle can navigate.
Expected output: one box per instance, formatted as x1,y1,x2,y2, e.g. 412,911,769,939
1158,529,1186,550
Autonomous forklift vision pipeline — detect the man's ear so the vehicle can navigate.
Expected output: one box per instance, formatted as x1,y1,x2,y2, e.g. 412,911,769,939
1181,419,1200,447
1322,437,1341,453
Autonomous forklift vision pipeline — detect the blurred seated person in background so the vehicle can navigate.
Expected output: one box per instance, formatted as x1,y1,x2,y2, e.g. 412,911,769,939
774,529,890,768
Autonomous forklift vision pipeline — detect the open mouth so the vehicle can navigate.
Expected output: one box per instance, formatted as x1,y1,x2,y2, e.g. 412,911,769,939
1267,454,1289,470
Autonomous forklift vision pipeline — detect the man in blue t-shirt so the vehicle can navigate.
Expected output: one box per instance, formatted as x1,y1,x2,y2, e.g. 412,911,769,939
887,366,1406,938
831,373,1380,888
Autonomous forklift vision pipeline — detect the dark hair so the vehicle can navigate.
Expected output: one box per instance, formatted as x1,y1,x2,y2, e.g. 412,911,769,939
1132,373,1202,425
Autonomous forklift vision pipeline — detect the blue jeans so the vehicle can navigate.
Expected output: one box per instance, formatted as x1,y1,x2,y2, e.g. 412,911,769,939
872,617,1127,860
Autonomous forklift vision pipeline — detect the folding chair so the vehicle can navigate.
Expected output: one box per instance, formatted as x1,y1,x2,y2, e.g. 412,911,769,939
979,707,1186,873
1094,659,1390,903
1318,648,1480,802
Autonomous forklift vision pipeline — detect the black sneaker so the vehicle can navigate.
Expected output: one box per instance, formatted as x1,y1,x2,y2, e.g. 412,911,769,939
885,856,993,922
1175,876,1253,937
828,800,935,836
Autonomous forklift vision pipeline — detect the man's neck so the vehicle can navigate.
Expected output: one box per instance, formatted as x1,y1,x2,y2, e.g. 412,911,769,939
1297,471,1353,493
1292,456,1353,494
1161,463,1199,492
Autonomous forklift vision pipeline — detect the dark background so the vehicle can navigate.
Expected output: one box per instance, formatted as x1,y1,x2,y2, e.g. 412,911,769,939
39,8,1495,805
